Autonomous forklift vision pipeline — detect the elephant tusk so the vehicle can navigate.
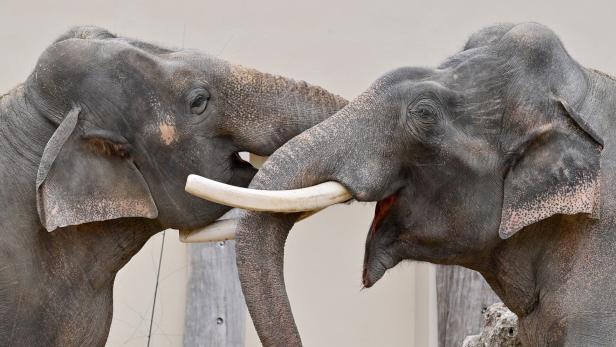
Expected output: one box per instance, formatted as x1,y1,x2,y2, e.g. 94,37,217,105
179,210,322,243
180,219,238,243
185,174,352,212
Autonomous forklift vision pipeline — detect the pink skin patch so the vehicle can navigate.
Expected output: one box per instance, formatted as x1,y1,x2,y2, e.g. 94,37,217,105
159,122,177,145
363,193,398,287
369,194,398,237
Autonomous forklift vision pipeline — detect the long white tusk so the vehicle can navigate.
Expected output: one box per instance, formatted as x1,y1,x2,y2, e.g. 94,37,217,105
185,174,352,212
179,209,322,243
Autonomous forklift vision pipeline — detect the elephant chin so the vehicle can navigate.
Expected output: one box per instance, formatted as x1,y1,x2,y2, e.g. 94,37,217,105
362,194,398,288
362,248,394,288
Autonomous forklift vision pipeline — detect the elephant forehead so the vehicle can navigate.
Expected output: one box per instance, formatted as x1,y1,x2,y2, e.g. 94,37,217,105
166,65,209,89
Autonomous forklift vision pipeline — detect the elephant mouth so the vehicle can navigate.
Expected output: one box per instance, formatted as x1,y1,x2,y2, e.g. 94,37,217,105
232,151,245,163
230,151,254,170
362,193,398,288
368,193,398,238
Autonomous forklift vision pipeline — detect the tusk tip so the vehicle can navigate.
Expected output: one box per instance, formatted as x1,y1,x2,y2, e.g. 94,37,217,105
179,219,238,243
185,174,198,192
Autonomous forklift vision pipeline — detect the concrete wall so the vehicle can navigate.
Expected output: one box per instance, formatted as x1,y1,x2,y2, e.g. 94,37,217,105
3,0,616,346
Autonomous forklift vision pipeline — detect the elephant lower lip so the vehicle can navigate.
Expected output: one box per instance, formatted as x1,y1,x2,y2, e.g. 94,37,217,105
362,267,372,288
369,194,398,237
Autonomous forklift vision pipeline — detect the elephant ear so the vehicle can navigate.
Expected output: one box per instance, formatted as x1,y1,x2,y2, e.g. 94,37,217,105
499,98,603,239
36,106,158,231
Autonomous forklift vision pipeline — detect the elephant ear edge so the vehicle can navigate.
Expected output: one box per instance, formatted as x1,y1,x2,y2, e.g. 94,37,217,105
499,98,603,239
36,106,158,231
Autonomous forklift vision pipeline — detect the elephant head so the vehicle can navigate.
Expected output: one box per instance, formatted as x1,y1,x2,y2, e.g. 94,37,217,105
194,23,604,345
28,26,347,233
1,25,349,346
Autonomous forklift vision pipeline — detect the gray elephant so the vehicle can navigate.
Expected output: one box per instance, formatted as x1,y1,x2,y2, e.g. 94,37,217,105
0,26,346,346
196,23,616,346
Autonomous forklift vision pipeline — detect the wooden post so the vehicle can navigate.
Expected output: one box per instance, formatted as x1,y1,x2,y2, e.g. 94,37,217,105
436,265,500,347
183,241,245,347
183,153,263,347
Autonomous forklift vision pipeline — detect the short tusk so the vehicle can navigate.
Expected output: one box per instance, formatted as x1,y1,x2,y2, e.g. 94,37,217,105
179,210,322,243
180,219,237,243
185,174,352,212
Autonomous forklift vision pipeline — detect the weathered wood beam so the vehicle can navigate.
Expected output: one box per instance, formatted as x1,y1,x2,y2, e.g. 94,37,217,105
436,265,500,347
183,241,245,347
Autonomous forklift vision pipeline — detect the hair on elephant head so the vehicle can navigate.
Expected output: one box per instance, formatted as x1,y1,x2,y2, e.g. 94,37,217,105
0,26,346,346
201,23,612,346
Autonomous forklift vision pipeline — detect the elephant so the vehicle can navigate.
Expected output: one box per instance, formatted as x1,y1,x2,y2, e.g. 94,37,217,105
194,23,616,346
0,26,347,346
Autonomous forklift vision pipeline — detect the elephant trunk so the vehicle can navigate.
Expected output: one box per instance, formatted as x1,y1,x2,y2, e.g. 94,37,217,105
235,122,349,346
218,64,348,155
210,93,387,345
236,211,301,346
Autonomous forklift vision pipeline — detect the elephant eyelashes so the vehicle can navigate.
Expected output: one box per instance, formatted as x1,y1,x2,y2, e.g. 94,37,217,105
190,94,209,115
406,100,442,143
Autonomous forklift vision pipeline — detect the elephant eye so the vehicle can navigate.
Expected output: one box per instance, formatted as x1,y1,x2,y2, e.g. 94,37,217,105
407,101,438,123
406,99,442,143
190,94,209,115
411,105,434,119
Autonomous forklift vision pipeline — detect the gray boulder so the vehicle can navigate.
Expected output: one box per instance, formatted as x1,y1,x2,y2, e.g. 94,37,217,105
462,303,522,347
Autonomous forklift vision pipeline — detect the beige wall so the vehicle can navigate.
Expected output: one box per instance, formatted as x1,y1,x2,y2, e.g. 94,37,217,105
107,231,188,346
3,0,616,346
244,204,434,347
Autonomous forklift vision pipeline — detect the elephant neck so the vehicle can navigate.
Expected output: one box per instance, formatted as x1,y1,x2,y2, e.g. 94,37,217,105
0,85,54,169
580,68,616,146
0,85,54,239
483,214,610,345
50,219,162,288
482,228,558,345
482,234,545,318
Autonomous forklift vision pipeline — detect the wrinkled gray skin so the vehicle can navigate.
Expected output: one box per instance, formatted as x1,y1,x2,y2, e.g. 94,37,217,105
0,26,346,346
236,23,616,346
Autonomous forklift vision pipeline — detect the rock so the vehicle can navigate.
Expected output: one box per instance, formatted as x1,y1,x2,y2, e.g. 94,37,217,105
462,303,522,347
